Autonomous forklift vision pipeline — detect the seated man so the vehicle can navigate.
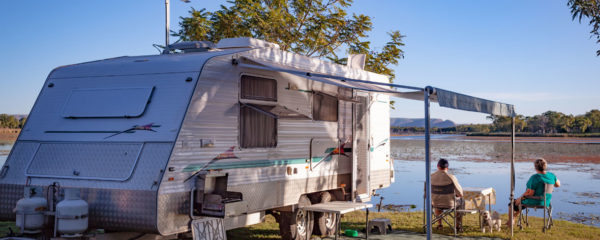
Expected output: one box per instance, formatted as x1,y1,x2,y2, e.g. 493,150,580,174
509,158,560,226
431,158,464,230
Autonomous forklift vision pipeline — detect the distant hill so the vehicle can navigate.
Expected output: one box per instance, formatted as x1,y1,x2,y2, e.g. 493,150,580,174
390,118,456,128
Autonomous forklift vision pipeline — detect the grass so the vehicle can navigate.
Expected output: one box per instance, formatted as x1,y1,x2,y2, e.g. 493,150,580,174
0,221,16,237
227,211,600,240
2,211,599,239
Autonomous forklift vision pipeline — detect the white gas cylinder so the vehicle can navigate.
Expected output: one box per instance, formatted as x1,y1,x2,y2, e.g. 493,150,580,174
56,188,88,236
14,186,47,233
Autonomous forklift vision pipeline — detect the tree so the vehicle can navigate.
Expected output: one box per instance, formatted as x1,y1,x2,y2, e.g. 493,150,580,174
173,0,405,81
18,117,27,129
557,114,575,133
542,111,565,133
487,115,525,132
585,109,600,131
0,114,19,129
568,0,600,56
525,115,544,133
573,115,592,133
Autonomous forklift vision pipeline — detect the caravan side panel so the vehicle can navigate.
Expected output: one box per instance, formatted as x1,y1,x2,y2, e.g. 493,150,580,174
158,51,354,235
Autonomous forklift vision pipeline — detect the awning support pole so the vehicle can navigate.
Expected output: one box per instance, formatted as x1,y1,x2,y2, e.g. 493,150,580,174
510,116,516,237
424,86,432,240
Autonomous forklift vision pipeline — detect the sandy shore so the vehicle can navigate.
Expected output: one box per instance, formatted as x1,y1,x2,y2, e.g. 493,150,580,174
392,135,600,164
461,135,600,143
0,129,19,142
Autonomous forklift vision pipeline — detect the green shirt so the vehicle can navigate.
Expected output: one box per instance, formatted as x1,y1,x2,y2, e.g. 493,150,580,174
521,172,557,206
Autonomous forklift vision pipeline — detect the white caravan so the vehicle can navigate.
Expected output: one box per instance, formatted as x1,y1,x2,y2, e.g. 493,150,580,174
0,38,393,239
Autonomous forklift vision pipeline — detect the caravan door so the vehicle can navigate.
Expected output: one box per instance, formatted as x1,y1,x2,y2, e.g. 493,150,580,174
368,93,393,190
352,94,370,200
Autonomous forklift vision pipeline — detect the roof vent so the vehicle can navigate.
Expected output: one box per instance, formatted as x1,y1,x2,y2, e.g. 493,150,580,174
169,41,215,53
216,37,280,49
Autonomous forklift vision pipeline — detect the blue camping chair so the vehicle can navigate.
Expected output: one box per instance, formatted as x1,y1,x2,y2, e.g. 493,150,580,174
517,183,554,233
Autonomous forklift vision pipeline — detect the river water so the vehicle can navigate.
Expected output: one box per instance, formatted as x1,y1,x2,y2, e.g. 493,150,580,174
1,136,599,226
0,142,10,166
380,135,600,226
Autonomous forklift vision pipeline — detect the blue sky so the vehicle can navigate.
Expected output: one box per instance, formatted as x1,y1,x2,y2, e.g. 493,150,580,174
0,0,598,123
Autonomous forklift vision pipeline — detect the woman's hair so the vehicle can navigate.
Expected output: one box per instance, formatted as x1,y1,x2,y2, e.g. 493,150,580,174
534,158,547,172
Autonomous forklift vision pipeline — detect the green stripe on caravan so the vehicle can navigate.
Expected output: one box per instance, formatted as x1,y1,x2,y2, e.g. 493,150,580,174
182,157,327,172
370,138,389,152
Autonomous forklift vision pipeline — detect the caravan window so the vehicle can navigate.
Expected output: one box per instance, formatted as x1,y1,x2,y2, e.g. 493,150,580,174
62,87,154,118
239,75,278,148
313,92,338,122
241,75,277,101
240,104,277,148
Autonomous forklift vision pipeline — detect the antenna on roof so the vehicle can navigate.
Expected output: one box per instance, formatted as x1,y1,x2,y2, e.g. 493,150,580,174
164,0,171,54
164,0,191,54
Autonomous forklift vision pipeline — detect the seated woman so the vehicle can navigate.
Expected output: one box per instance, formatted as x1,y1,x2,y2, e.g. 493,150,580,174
509,158,561,226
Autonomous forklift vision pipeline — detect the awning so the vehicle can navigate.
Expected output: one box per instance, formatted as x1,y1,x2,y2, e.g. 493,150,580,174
235,55,518,239
435,88,515,117
236,56,515,117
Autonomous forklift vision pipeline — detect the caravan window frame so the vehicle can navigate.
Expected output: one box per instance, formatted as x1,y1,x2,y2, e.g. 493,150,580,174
238,74,279,149
312,92,339,122
240,75,278,102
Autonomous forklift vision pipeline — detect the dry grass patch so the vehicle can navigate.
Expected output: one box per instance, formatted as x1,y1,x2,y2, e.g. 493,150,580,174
2,211,598,239
227,211,600,240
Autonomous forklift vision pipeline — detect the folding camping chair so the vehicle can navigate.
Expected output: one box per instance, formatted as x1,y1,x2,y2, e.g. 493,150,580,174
517,183,554,233
423,183,474,236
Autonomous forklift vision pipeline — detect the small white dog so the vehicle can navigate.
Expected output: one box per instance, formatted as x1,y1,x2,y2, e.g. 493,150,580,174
491,211,502,232
481,211,502,233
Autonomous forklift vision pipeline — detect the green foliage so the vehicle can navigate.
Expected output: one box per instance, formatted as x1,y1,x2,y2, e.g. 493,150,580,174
573,115,592,133
18,117,27,129
392,109,600,135
173,0,404,81
568,0,600,56
585,109,600,131
0,114,21,129
488,109,600,134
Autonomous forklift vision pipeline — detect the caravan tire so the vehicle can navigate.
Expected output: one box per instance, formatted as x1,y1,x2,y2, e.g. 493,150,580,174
279,195,313,240
314,192,337,236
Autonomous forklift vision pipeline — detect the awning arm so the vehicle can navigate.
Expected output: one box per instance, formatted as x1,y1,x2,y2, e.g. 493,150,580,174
239,101,278,119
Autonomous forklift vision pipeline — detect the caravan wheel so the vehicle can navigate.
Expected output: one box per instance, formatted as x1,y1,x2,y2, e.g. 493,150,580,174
314,192,337,236
279,195,313,240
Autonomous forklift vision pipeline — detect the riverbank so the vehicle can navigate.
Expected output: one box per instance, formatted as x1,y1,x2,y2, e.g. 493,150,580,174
0,129,19,142
2,211,598,239
391,135,600,164
467,132,600,138
392,133,600,140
